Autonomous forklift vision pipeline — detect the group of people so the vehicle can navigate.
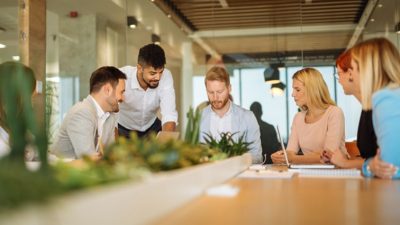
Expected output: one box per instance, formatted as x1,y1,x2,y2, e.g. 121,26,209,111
271,37,400,179
1,37,399,179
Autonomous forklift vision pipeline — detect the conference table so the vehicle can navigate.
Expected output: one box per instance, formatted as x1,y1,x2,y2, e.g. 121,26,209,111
151,166,400,225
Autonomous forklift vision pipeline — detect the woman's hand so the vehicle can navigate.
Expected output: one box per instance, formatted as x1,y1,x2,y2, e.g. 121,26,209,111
320,150,332,163
369,149,398,179
329,149,349,168
271,150,295,164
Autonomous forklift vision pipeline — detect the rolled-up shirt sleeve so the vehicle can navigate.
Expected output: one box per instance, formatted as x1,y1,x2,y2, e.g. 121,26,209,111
159,70,178,125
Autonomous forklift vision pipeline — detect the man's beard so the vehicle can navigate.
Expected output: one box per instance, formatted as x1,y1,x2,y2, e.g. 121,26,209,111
143,74,159,89
211,97,229,110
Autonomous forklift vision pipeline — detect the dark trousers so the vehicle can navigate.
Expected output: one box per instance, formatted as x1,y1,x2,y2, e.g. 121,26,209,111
118,118,162,139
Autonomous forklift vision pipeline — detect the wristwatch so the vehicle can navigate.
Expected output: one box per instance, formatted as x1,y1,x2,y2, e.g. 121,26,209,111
366,163,373,176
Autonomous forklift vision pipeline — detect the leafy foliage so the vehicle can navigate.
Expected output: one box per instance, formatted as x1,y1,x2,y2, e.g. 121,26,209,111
184,107,202,145
104,133,226,172
203,132,251,157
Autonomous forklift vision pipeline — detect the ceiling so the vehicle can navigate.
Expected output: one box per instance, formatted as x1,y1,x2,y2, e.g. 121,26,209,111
160,0,367,31
153,0,394,63
1,0,399,65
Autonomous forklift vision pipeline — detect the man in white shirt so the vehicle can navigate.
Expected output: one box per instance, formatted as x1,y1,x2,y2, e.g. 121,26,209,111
199,66,262,164
51,66,126,159
118,44,178,138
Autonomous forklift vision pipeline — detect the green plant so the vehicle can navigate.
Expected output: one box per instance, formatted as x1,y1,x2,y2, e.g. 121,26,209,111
184,107,202,145
105,133,226,172
203,132,251,157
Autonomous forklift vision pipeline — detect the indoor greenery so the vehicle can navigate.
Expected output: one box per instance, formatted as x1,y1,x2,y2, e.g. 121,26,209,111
203,132,252,157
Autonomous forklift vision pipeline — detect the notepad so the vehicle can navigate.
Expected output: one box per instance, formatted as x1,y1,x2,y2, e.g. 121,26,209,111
238,169,295,179
289,168,362,179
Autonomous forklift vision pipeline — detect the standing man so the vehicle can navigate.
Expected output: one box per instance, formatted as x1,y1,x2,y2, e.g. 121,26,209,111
118,44,178,138
199,66,262,164
51,66,126,159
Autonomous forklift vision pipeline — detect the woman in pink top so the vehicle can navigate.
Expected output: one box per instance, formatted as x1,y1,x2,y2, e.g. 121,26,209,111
271,68,346,164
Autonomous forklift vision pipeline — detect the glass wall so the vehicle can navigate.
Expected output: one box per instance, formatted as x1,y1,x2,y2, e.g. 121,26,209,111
0,1,18,63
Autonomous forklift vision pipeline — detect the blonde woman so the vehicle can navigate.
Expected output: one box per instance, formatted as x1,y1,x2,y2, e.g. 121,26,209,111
351,38,400,179
271,68,346,164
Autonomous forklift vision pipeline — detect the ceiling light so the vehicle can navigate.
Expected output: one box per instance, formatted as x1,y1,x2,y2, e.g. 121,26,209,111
151,34,161,45
264,67,280,84
127,16,138,29
396,22,400,34
12,56,20,61
370,18,375,22
0,43,6,48
378,4,383,8
271,82,286,96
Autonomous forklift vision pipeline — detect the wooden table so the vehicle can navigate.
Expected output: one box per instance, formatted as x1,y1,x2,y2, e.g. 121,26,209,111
152,170,400,225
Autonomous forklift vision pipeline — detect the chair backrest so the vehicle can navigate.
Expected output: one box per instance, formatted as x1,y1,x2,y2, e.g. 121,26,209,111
345,141,360,159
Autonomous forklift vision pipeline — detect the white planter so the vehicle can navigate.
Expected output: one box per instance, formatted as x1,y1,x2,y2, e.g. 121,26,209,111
0,153,251,225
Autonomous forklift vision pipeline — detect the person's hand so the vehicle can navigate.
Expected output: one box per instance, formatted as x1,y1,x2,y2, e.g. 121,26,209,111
369,149,398,179
329,149,349,168
91,151,103,161
320,150,332,163
271,150,294,164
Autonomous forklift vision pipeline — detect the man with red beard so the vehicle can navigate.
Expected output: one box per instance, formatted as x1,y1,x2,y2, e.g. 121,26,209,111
118,44,178,138
199,66,262,164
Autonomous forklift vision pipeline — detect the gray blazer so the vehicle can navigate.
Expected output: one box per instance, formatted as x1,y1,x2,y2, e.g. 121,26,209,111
199,103,262,163
51,96,117,159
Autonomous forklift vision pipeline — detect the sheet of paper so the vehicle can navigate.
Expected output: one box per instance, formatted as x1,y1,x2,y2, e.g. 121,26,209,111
238,169,295,179
288,168,362,179
205,184,240,197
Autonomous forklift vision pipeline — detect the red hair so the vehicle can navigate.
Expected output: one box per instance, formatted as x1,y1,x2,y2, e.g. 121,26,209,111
336,50,352,72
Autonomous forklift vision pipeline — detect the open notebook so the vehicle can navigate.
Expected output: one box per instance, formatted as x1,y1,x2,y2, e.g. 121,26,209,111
276,126,335,169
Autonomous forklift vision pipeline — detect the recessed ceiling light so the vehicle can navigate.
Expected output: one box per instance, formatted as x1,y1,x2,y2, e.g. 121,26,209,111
378,4,383,8
12,56,20,61
370,18,375,22
0,43,6,48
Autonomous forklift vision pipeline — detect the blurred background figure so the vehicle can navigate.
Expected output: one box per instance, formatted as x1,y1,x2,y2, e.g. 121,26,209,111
0,61,37,160
250,101,280,164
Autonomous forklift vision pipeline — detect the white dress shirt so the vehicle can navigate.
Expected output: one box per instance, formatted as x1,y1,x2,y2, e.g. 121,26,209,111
0,126,10,158
90,95,110,151
209,101,232,141
118,66,178,132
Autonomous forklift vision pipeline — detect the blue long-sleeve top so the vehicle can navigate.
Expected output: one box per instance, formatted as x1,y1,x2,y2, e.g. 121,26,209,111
362,87,400,179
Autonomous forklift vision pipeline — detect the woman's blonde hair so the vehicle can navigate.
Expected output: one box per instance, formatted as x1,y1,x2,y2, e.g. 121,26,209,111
351,38,400,109
292,67,336,111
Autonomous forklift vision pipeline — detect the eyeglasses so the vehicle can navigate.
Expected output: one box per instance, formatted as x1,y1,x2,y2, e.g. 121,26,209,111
334,73,339,80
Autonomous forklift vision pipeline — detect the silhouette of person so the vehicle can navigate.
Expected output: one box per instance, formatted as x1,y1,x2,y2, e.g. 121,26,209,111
250,102,280,164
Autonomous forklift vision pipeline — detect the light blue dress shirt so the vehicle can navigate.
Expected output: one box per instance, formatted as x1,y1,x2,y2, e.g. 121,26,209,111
199,103,262,164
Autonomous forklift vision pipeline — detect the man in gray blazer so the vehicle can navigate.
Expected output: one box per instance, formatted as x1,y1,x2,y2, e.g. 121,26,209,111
199,66,262,164
51,66,126,159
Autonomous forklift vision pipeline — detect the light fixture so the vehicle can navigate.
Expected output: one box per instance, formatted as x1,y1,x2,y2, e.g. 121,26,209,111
127,16,137,29
396,22,400,34
0,43,6,48
151,34,161,45
12,56,20,61
271,82,286,96
264,66,280,84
